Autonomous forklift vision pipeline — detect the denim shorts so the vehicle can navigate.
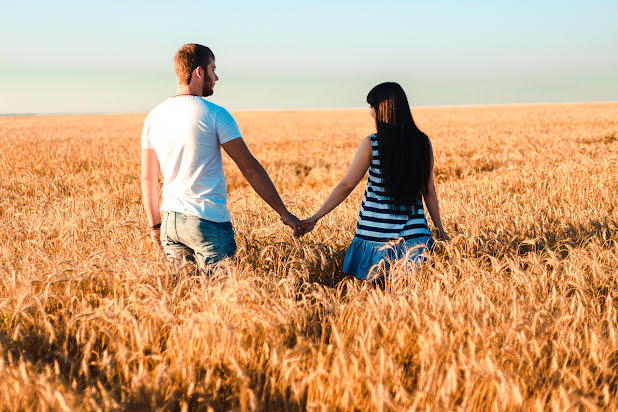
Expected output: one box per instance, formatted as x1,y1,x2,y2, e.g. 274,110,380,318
342,236,434,281
161,211,237,268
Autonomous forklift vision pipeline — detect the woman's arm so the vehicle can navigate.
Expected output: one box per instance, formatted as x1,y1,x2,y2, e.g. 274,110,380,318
297,136,372,236
422,144,449,240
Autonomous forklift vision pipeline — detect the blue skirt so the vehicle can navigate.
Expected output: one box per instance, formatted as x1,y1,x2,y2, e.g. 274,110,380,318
342,236,434,281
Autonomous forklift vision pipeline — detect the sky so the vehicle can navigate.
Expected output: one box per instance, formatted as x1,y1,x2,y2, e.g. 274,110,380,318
1,0,617,114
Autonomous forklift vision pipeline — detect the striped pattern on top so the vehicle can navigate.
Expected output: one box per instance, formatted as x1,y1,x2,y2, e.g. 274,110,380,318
354,134,432,242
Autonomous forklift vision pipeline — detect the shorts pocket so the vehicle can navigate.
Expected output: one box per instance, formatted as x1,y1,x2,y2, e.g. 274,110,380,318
216,222,237,258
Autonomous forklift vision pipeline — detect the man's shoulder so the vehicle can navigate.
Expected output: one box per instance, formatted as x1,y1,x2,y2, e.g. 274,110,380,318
200,99,238,128
146,98,235,128
200,98,231,116
146,98,173,119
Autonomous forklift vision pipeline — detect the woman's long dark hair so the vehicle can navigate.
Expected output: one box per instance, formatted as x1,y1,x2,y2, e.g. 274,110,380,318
366,82,432,209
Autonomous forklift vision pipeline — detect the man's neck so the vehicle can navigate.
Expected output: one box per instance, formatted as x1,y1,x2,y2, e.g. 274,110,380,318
175,84,201,97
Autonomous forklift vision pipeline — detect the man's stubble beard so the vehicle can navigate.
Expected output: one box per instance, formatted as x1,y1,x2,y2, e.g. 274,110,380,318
203,80,214,97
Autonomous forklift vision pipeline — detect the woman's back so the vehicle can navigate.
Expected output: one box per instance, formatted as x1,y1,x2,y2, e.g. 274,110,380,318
355,134,432,242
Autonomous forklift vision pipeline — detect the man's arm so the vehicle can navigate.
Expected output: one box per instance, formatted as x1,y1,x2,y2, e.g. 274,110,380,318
221,138,299,229
141,148,163,247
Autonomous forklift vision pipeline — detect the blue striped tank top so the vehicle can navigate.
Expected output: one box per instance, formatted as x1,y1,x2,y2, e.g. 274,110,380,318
354,134,432,242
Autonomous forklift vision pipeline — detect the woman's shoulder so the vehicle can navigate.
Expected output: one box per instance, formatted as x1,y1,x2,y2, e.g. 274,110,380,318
361,135,377,150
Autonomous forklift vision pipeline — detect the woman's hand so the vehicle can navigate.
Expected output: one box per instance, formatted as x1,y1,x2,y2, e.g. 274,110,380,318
436,227,450,241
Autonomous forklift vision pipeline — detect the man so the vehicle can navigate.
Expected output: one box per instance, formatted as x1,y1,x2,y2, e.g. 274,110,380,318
141,43,300,270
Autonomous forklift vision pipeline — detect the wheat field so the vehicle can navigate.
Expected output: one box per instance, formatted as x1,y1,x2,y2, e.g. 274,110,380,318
0,102,617,410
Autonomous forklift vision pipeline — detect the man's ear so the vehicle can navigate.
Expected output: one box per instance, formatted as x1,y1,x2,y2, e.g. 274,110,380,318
194,66,204,79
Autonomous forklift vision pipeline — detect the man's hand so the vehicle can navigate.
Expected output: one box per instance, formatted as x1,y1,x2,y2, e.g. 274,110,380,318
150,227,164,251
280,211,302,236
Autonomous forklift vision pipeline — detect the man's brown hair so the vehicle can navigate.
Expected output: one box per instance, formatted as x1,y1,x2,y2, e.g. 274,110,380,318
174,44,215,85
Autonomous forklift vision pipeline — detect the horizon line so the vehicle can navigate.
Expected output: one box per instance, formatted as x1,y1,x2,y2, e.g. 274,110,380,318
1,100,617,117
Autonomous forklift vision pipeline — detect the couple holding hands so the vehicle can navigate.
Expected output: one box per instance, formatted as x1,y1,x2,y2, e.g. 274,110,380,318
141,44,447,281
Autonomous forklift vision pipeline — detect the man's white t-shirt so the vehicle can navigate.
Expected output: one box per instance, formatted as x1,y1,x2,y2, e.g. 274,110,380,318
141,96,241,222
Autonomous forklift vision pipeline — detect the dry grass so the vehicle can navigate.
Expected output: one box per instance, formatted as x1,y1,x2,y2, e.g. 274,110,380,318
0,102,617,410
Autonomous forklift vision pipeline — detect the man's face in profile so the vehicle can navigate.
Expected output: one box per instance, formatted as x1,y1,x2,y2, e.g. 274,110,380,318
202,60,218,96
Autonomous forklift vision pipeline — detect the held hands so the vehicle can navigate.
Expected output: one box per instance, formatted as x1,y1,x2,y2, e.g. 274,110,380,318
279,211,318,238
279,211,301,236
295,217,317,237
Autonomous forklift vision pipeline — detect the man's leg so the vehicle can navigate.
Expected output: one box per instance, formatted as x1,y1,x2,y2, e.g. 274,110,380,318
175,214,237,273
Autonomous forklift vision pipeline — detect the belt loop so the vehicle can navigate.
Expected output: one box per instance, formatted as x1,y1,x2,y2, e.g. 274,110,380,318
173,211,179,239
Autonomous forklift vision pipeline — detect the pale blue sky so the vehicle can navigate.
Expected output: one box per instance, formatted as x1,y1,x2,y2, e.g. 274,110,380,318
1,0,617,113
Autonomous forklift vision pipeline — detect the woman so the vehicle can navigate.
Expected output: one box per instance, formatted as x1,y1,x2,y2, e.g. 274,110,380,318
297,82,448,280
